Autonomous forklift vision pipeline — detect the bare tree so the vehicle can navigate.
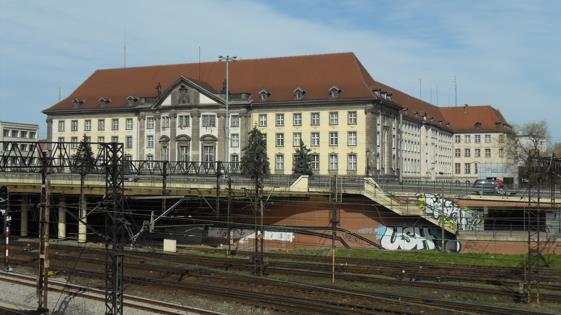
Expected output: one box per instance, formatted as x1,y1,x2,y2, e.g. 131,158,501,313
507,121,549,163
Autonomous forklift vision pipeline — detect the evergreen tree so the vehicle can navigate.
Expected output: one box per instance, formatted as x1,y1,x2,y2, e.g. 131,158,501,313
72,135,96,176
240,127,270,178
292,140,313,176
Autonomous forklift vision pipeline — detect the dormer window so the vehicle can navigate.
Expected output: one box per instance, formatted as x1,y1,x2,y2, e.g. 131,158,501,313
98,97,111,107
474,121,482,129
72,98,84,108
293,87,306,100
386,92,393,101
258,89,271,102
372,88,381,97
329,86,341,98
127,96,138,107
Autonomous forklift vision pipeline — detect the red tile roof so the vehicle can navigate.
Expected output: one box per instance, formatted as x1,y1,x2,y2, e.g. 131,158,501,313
440,105,509,132
44,52,381,112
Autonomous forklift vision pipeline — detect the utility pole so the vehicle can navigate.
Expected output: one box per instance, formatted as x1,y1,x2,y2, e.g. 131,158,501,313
216,161,221,218
524,151,542,304
1,186,12,272
37,151,50,313
254,157,264,276
330,176,339,284
441,195,446,251
218,55,237,166
104,142,125,315
226,176,232,255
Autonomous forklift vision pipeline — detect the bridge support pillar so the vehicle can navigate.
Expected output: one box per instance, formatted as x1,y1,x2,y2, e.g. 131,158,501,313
58,198,66,239
20,195,28,237
78,196,87,243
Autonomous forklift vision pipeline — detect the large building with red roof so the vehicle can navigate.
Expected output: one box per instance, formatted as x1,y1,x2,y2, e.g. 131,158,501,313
42,52,511,180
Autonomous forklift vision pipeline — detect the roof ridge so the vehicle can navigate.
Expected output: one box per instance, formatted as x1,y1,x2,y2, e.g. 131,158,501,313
97,52,356,72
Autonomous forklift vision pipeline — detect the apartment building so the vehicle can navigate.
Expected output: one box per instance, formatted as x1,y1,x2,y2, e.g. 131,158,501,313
0,121,39,160
441,105,513,182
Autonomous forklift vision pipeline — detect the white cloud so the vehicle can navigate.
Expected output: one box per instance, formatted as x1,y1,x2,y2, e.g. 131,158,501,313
0,0,559,138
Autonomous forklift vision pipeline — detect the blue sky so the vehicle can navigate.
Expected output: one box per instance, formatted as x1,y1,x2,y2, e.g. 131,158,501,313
1,0,560,139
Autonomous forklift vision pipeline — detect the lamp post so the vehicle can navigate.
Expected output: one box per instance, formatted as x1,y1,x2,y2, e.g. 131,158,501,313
218,55,237,167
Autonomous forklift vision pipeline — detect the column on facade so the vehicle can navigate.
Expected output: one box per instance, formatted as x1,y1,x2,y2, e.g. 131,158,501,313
217,112,226,162
78,195,87,243
154,113,161,160
191,109,201,161
239,109,250,154
364,104,378,177
169,111,177,162
138,114,146,160
58,198,66,239
20,195,28,237
397,111,403,181
46,117,53,148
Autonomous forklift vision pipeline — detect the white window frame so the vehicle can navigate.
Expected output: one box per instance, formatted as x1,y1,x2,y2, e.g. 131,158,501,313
275,113,284,126
276,133,284,147
126,118,133,130
347,131,357,146
329,132,338,146
311,132,320,147
258,114,267,127
293,113,302,126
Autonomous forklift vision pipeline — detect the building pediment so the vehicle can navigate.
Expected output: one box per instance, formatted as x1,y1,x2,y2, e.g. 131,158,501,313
176,134,192,142
154,76,225,109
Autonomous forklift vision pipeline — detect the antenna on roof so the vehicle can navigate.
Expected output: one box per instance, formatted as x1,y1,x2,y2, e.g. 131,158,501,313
418,78,422,99
430,87,433,104
123,29,127,68
454,75,458,106
58,87,61,101
198,46,201,80
436,85,439,106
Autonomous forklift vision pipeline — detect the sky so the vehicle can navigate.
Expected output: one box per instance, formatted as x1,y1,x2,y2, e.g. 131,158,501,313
1,0,560,140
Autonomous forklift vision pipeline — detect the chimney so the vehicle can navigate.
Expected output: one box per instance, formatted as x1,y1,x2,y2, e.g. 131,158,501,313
464,104,468,113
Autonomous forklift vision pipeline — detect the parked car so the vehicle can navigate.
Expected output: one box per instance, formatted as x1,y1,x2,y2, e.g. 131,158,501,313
472,179,508,195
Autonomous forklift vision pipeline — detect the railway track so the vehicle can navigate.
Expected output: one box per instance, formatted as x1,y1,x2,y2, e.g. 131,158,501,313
5,243,559,314
0,271,222,315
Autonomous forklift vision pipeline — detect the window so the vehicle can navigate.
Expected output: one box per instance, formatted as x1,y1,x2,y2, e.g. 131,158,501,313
11,130,17,137
178,115,190,128
311,154,320,170
98,119,105,131
71,120,78,132
275,113,284,126
84,120,91,131
329,154,338,171
97,136,104,144
475,163,478,174
465,163,471,174
499,148,504,158
126,136,133,149
84,136,91,143
455,148,461,157
294,88,305,100
111,136,118,143
178,145,190,162
147,135,154,148
231,133,239,148
347,154,357,171
261,133,267,146
455,135,461,143
161,116,170,129
20,144,27,151
293,113,302,126
20,131,27,138
231,115,239,128
348,111,357,125
499,134,505,143
329,112,338,125
293,132,301,146
475,135,481,143
311,112,320,126
485,148,491,158
70,137,78,148
146,154,154,170
485,134,491,143
3,129,9,137
58,120,65,132
311,132,320,147
112,118,119,131
146,117,155,129
276,133,284,147
329,132,338,146
464,148,471,158
464,135,471,143
161,146,169,161
202,114,216,128
347,132,357,146
58,137,64,143
475,149,481,158
126,118,133,130
275,154,284,170
230,154,239,169
258,114,267,127
202,145,215,167
455,163,461,174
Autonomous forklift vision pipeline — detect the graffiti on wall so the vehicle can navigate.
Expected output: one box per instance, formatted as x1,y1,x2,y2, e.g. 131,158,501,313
375,225,461,252
417,193,484,231
208,228,295,244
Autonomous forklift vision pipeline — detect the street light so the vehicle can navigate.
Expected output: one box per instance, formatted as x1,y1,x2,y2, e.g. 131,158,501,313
218,55,237,166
